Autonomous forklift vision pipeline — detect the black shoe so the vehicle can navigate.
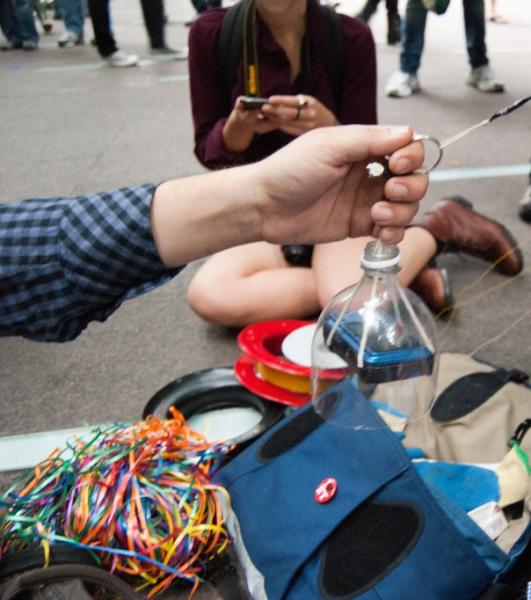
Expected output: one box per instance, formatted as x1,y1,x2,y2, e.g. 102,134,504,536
518,186,531,223
150,45,188,59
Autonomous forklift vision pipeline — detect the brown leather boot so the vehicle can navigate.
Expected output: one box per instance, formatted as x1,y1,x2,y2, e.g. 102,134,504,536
410,264,453,316
416,196,523,276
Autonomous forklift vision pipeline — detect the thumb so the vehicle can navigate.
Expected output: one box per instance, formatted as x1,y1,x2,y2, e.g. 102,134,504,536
311,125,414,166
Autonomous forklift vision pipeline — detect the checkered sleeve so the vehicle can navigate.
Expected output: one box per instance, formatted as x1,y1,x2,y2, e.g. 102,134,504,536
0,185,183,342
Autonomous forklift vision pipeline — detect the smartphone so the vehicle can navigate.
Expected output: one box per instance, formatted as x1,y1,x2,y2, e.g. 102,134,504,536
240,96,269,110
323,311,434,384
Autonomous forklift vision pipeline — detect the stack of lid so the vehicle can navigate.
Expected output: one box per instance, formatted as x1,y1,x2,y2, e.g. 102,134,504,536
234,320,346,407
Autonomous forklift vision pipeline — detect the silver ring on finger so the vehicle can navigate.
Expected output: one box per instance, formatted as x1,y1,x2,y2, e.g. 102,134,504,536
297,93,308,108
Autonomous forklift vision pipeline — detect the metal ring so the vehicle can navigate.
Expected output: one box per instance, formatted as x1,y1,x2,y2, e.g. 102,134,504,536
297,93,308,108
411,133,443,174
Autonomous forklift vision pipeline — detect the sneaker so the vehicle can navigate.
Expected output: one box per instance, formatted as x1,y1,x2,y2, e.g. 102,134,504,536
58,30,83,48
150,45,188,60
105,50,139,67
466,65,504,93
518,186,531,223
385,70,420,98
22,41,38,51
0,32,21,50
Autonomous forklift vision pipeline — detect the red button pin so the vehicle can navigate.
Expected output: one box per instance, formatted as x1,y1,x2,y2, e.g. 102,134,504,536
314,477,337,504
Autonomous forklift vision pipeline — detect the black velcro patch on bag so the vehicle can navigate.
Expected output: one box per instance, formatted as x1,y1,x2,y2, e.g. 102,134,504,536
319,501,423,598
258,408,323,460
431,369,529,423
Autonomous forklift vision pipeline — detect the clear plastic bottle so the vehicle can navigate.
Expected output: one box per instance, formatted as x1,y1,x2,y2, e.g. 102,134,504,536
311,241,438,431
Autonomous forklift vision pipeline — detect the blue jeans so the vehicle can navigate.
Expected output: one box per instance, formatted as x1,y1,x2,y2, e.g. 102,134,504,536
190,0,220,14
0,0,38,44
400,0,487,74
57,0,85,37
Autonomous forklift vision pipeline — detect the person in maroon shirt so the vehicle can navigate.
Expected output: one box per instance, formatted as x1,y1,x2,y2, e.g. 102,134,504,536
185,0,518,327
188,0,377,168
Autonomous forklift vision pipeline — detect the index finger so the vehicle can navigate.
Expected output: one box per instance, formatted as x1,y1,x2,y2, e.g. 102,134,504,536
267,95,301,107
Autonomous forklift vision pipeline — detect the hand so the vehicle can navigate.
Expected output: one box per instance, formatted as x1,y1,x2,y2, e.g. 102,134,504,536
152,125,427,267
222,96,277,152
261,94,338,136
252,125,428,246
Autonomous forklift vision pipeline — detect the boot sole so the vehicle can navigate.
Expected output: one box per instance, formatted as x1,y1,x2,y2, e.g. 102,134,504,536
445,196,523,276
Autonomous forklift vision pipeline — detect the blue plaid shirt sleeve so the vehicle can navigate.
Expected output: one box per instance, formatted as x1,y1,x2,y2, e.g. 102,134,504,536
0,184,183,342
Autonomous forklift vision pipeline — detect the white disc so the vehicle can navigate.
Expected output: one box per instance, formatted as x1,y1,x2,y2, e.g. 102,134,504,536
281,323,347,369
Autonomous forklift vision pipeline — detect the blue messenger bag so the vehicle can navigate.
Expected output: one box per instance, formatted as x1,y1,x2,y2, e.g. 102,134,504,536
215,357,531,600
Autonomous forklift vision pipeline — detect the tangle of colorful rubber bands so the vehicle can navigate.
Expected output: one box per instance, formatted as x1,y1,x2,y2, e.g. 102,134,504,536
0,408,232,598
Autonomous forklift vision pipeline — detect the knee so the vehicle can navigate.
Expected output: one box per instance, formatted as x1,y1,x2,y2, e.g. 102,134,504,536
187,273,242,327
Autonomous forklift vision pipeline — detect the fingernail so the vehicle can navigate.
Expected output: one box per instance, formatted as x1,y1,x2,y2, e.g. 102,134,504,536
397,158,411,172
389,126,411,136
392,182,408,198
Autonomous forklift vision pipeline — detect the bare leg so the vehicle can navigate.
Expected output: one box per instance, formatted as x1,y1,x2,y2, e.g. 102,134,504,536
312,227,437,308
187,242,320,327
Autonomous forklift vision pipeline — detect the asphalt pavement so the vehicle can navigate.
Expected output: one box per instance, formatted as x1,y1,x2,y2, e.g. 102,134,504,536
1,0,530,596
0,0,530,543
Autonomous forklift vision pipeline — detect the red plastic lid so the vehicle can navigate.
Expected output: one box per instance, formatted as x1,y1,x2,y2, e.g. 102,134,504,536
234,354,310,407
237,320,314,377
238,320,346,381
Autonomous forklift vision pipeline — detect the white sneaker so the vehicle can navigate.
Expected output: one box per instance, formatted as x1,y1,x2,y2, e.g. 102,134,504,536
105,50,139,67
385,70,420,98
58,30,83,48
466,65,504,93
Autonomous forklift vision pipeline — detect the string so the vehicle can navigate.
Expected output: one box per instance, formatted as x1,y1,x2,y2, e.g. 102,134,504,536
397,284,435,353
438,96,531,150
0,409,232,598
435,237,531,339
468,306,531,358
357,275,378,368
439,119,489,149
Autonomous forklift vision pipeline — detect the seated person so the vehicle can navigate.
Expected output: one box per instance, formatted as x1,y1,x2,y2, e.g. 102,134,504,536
185,0,522,327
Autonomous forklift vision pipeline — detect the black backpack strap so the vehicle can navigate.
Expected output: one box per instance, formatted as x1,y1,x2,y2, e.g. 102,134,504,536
218,0,248,98
317,4,344,106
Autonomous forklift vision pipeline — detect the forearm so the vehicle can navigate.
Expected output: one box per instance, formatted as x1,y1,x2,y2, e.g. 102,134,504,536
151,166,262,267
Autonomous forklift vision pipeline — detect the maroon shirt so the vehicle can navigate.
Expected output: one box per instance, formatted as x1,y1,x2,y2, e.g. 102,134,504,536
188,1,377,169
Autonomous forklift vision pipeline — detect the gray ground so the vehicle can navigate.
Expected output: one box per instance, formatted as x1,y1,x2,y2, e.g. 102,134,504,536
0,0,530,595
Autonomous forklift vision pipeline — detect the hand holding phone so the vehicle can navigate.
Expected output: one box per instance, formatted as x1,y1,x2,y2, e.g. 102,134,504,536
240,96,269,111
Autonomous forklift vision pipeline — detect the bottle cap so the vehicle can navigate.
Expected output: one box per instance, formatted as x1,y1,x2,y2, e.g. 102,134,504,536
360,241,400,270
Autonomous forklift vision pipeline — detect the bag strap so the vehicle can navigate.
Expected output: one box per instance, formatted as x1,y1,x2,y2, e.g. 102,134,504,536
317,3,343,105
218,0,344,104
219,0,248,100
